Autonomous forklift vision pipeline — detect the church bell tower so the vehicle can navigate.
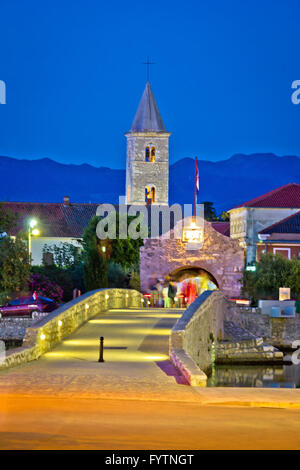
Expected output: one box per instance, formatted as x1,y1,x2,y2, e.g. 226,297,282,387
125,81,170,206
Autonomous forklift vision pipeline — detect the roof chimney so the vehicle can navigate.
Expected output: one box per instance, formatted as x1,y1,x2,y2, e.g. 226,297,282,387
63,196,70,206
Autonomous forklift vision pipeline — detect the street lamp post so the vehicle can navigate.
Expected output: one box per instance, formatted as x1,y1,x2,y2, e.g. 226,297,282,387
28,219,39,264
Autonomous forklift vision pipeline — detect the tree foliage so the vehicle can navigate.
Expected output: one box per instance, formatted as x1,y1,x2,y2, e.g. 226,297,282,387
81,214,144,292
28,273,63,303
38,242,84,300
0,203,18,234
0,234,30,295
108,262,140,290
82,216,109,291
109,213,144,269
31,264,84,302
200,201,220,221
242,254,300,302
42,242,82,269
220,211,230,221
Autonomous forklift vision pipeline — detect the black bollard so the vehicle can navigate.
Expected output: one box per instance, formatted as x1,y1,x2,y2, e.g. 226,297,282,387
98,336,105,362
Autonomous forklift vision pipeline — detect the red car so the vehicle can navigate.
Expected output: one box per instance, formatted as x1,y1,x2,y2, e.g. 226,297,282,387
0,296,57,319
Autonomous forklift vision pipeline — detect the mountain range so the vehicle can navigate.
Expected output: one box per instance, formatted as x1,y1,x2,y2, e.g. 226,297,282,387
1,153,300,213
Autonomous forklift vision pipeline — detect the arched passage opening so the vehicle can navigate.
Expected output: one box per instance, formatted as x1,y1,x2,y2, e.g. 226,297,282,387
169,266,218,306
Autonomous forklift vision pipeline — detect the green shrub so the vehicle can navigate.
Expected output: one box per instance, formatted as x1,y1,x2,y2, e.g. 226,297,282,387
242,254,300,302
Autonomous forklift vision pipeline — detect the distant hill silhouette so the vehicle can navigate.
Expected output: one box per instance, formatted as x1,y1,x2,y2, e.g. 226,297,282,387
1,153,300,213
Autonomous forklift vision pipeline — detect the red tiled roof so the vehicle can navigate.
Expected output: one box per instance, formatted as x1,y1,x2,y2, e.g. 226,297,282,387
259,210,300,234
230,183,300,209
211,221,230,237
1,202,99,238
1,202,184,238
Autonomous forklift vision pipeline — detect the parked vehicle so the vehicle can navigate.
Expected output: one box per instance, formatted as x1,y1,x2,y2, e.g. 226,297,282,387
0,296,57,319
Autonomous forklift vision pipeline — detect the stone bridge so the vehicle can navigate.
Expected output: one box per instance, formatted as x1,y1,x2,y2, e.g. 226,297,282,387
0,288,194,402
0,288,289,391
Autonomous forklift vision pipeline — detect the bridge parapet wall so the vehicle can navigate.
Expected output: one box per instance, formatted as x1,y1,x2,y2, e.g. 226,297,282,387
170,290,229,386
0,288,143,370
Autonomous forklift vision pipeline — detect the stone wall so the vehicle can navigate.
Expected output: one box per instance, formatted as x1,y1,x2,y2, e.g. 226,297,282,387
140,219,244,297
169,290,286,386
217,322,283,363
0,317,33,342
0,288,143,370
170,290,228,385
226,304,300,349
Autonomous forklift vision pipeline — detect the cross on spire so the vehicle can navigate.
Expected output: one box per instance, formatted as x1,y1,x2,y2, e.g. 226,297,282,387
142,56,155,81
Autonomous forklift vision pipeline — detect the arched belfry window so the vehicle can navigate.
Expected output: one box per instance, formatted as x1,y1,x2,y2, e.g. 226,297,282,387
151,186,156,202
151,147,156,162
145,147,150,162
145,186,156,205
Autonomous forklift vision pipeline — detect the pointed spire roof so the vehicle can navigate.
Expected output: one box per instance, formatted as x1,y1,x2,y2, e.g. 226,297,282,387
130,81,166,133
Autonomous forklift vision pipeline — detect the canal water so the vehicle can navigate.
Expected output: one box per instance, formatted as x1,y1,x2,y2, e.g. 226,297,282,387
207,363,300,388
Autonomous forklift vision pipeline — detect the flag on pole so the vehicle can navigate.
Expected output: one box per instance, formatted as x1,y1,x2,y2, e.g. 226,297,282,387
194,157,199,217
33,291,37,301
195,157,199,191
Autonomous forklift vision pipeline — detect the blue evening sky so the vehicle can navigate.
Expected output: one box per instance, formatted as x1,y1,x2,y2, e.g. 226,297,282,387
0,0,299,168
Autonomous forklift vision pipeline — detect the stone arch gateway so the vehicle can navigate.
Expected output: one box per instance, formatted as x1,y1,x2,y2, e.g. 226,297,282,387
140,219,244,298
169,266,219,288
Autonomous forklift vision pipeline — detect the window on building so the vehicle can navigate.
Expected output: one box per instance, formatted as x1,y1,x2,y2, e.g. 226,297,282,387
150,186,156,202
273,247,291,259
145,147,150,162
151,147,156,162
145,186,149,203
145,186,156,205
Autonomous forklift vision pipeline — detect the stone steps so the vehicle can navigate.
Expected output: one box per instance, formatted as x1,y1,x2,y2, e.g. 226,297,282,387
217,321,284,363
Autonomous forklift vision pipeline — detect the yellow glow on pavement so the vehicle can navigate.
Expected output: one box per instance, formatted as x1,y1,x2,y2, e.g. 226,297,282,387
89,319,144,325
63,339,100,346
62,338,134,347
128,328,171,336
144,354,169,361
41,308,179,365
44,351,68,358
44,349,169,363
132,313,182,319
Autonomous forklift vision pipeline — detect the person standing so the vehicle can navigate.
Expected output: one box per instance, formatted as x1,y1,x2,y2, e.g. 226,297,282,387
168,280,177,308
163,281,171,308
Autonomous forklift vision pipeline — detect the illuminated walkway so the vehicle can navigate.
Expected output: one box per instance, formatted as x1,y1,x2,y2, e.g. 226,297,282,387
0,308,201,402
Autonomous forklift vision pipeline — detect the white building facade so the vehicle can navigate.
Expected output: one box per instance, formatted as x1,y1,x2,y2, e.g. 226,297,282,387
229,183,300,264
